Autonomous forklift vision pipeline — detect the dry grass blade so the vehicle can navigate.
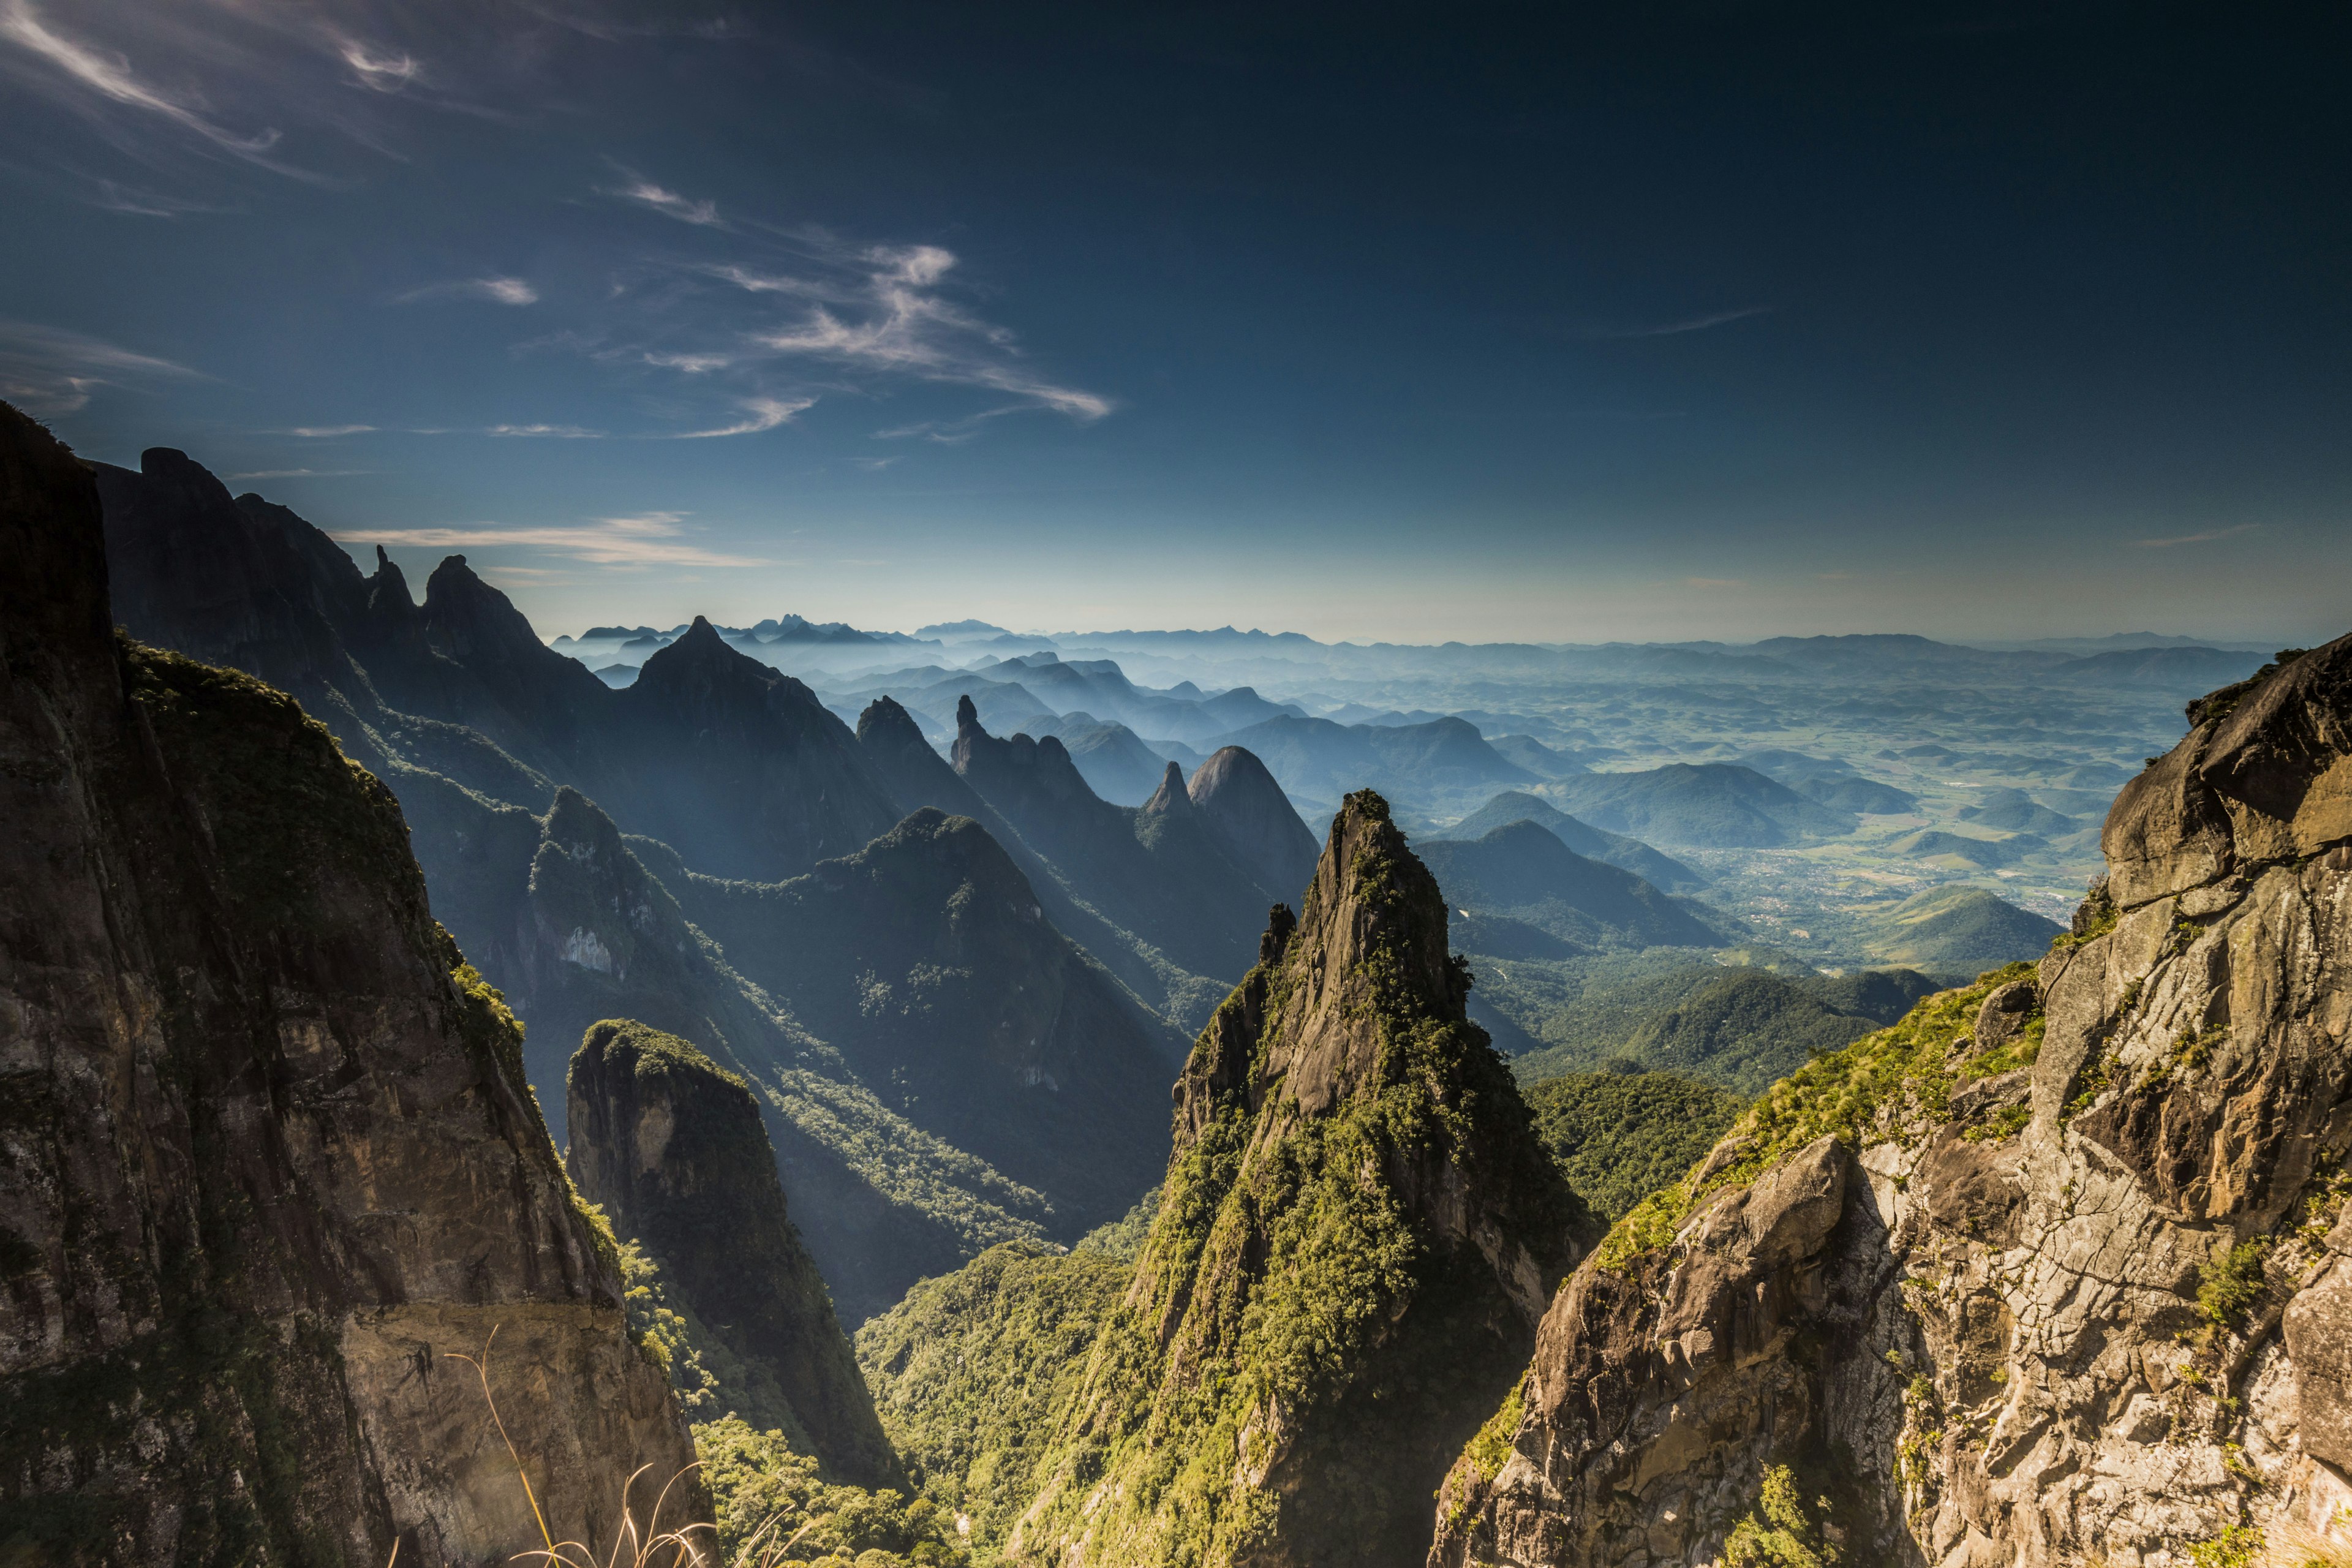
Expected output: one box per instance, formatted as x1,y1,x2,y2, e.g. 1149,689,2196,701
441,1322,714,1568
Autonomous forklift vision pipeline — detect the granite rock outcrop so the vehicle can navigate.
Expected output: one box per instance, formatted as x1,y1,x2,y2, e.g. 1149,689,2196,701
1429,632,2352,1568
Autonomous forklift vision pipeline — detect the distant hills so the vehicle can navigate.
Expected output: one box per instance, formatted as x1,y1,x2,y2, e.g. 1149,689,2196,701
1498,957,1946,1091
1438,791,1705,893
1860,884,2065,973
1418,821,1728,952
1544,762,1855,847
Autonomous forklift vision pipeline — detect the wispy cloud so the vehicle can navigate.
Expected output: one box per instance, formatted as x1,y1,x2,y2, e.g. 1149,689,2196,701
644,350,736,373
334,36,420,93
0,320,203,414
701,263,837,299
2135,522,2261,548
228,467,369,480
0,0,312,177
1575,306,1773,341
667,396,812,438
850,455,902,470
334,510,768,567
266,423,375,436
78,176,233,217
743,244,1112,420
606,167,724,227
483,422,602,437
394,276,538,306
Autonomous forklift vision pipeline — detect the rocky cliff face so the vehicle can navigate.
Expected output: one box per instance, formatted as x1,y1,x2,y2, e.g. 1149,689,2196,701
1187,744,1321,904
1431,633,2352,1568
0,403,695,1564
567,1020,899,1487
1010,791,1578,1568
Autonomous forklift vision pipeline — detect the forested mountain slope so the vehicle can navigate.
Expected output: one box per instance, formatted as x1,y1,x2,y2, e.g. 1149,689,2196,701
1008,792,1578,1567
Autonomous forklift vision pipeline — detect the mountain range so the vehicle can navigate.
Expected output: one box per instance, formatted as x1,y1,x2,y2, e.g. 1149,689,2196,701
89,442,1319,1317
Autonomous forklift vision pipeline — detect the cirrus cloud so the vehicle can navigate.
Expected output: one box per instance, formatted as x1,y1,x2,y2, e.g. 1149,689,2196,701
334,510,769,568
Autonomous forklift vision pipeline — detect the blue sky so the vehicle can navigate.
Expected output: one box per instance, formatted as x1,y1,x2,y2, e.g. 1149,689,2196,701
4,2,2348,644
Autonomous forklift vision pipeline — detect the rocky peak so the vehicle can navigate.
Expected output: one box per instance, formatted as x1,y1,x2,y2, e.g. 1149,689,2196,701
1011,789,1575,1567
951,703,1097,806
423,553,561,668
2103,630,2351,908
1140,758,1192,815
1187,743,1321,902
568,1019,900,1488
858,693,929,753
605,620,899,882
630,612,822,719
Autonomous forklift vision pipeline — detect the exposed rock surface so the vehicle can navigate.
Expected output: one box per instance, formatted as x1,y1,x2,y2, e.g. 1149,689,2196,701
1187,743,1322,903
567,1019,898,1486
1010,791,1578,1567
1430,630,2352,1568
0,402,695,1564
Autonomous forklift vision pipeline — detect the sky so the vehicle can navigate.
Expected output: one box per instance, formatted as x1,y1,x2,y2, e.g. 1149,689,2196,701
3,1,2348,646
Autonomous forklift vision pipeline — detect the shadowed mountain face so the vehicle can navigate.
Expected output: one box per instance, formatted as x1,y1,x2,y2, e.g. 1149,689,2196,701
951,696,1282,987
602,619,900,881
1545,762,1856,847
647,809,1175,1249
98,448,897,886
854,694,1231,1031
567,1021,899,1487
91,443,1188,1322
1,402,695,1563
1442,790,1705,893
1419,821,1728,951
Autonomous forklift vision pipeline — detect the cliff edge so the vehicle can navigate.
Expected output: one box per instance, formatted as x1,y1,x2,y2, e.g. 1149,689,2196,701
0,401,695,1565
1430,635,2352,1568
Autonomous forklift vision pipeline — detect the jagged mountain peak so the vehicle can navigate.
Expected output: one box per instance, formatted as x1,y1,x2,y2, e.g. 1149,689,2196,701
1186,742,1324,900
2106,630,2352,908
1140,758,1192,815
856,693,928,751
1012,786,1576,1567
630,610,827,717
422,551,563,664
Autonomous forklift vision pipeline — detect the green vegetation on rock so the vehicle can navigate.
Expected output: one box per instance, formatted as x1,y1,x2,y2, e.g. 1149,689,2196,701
1008,791,1576,1567
1595,963,2035,1272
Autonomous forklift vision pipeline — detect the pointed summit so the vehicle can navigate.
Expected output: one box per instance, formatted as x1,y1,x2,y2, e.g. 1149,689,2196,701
1140,758,1191,815
1012,788,1577,1567
1187,743,1319,900
956,692,981,735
